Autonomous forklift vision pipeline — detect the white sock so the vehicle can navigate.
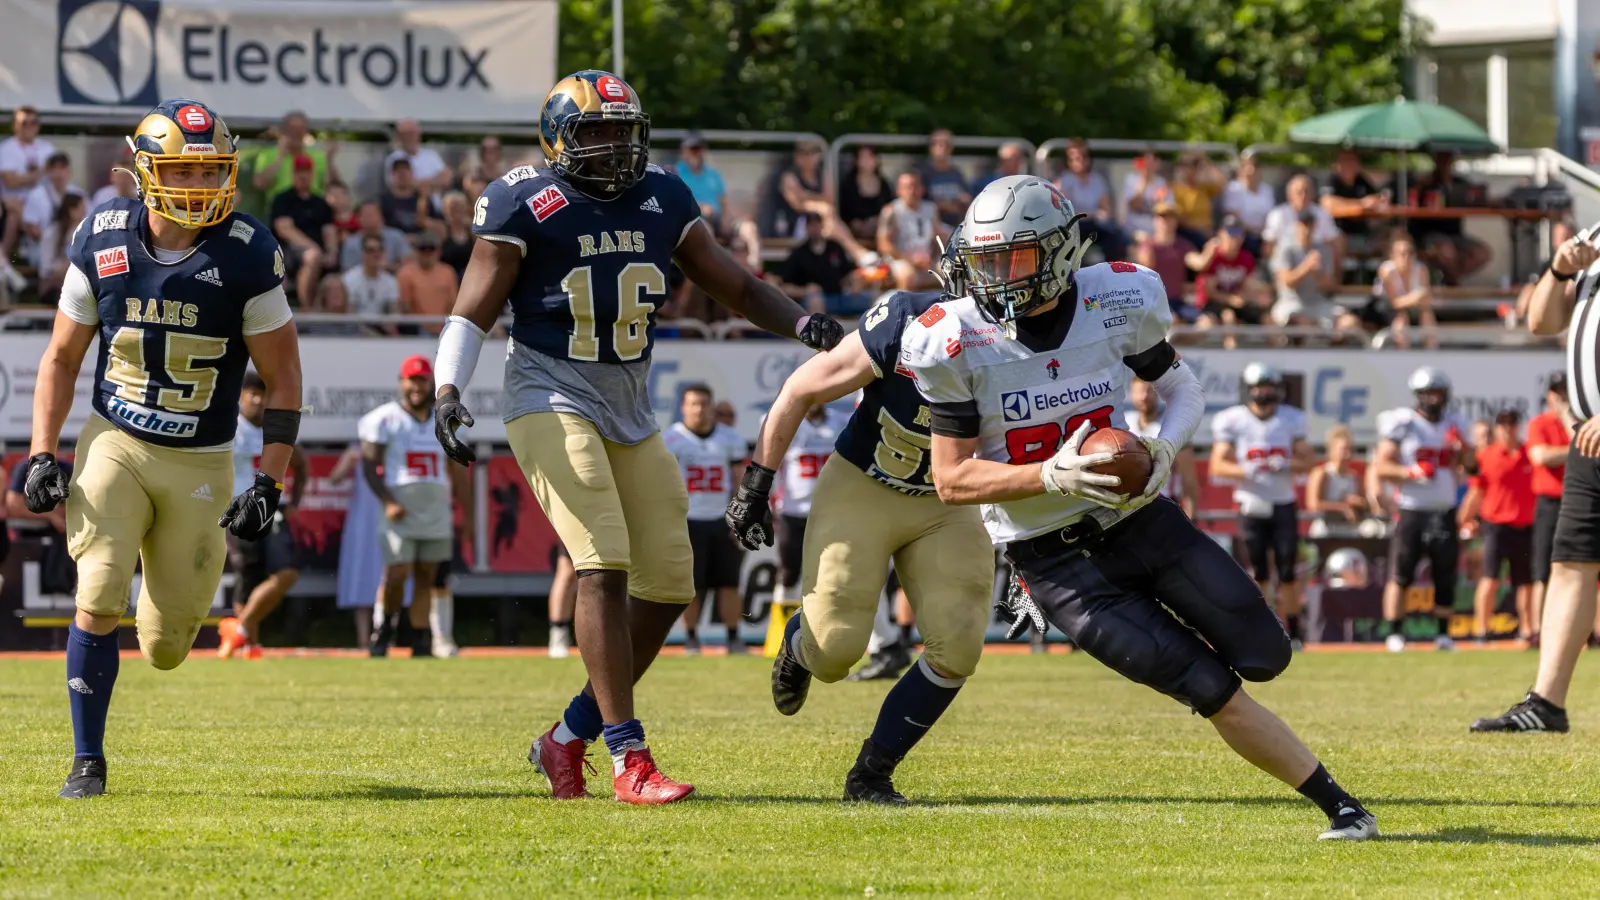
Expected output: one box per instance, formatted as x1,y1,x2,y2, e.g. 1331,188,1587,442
611,742,646,775
552,720,584,745
430,592,454,643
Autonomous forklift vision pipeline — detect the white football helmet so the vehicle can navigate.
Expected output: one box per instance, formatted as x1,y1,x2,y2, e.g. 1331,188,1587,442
1240,361,1284,408
1408,366,1451,419
1323,547,1370,590
954,175,1091,331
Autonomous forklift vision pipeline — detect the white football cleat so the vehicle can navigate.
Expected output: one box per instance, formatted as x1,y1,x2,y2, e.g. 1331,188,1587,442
1385,633,1406,653
1318,810,1379,841
432,637,460,658
549,624,571,659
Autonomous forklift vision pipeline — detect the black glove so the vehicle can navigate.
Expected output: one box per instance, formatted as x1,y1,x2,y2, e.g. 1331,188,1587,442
219,472,282,541
725,463,776,550
23,452,70,513
798,314,845,352
995,572,1048,641
435,392,477,466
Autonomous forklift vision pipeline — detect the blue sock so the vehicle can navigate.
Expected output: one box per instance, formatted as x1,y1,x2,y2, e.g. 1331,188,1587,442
66,624,120,759
558,691,603,744
602,718,647,760
869,657,964,759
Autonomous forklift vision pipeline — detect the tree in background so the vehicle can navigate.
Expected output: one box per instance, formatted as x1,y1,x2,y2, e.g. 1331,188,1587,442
560,0,1417,144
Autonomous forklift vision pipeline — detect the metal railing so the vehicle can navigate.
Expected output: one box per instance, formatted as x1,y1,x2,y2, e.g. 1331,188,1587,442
826,133,1037,205
1034,138,1240,174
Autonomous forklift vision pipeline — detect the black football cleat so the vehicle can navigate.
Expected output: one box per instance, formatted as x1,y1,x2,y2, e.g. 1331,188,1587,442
843,739,907,805
848,642,912,682
59,756,106,799
771,612,812,716
370,616,395,658
411,629,434,659
1470,691,1569,733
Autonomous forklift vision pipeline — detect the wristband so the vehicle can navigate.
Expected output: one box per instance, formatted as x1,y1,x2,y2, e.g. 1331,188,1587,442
1551,263,1579,282
262,407,301,447
741,461,776,492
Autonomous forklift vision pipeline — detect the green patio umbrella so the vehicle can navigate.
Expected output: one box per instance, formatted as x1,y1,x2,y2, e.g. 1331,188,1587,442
1287,99,1500,155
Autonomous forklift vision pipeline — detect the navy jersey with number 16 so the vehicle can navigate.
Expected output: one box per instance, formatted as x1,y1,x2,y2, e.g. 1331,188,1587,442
833,291,944,495
472,164,701,364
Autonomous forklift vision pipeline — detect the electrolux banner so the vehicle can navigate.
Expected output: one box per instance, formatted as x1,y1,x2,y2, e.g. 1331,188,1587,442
1,0,558,124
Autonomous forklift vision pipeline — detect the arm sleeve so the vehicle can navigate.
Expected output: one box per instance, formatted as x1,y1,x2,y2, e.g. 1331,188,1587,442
57,264,98,326
1151,359,1205,449
242,284,294,335
472,177,535,256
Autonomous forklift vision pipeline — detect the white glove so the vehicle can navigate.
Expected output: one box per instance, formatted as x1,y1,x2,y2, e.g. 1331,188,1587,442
1262,454,1289,473
1039,421,1121,507
1119,437,1178,514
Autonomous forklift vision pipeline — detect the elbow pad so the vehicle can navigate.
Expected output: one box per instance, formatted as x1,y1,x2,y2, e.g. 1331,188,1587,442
1150,359,1204,449
435,315,488,390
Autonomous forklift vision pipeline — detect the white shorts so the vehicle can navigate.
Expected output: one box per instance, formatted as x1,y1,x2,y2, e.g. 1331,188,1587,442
380,526,453,566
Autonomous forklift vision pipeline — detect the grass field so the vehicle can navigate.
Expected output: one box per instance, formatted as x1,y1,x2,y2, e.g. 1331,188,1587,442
1,649,1598,898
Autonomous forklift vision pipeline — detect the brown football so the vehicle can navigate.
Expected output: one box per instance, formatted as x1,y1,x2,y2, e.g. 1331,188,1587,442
1081,427,1154,497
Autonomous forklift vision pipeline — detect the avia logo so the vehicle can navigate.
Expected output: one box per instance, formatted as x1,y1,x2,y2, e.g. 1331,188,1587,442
528,186,568,222
95,245,129,277
1046,358,1059,380
57,0,161,108
1001,390,1031,422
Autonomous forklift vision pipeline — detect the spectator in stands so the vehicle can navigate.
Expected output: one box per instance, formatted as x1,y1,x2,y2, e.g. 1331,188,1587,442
780,210,873,316
340,201,411,272
838,144,892,241
343,235,402,317
1056,138,1125,261
271,155,338,305
1403,151,1491,285
1358,232,1438,349
379,157,430,235
1170,152,1225,248
1134,201,1194,306
1270,211,1338,327
439,191,474,280
304,273,367,335
974,141,1029,192
89,158,136,208
387,118,452,196
1,106,54,211
460,164,492,206
878,171,941,291
1185,214,1268,333
466,135,509,180
34,192,84,298
778,139,831,238
1461,409,1536,643
21,152,83,244
251,110,335,201
397,231,459,332
1220,154,1276,254
1306,425,1371,539
1320,150,1389,272
1120,150,1169,239
919,129,972,228
326,181,360,242
1262,174,1341,265
674,132,725,226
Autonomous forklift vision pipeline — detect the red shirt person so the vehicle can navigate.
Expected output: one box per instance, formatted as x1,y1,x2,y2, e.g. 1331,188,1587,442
1525,373,1575,645
1463,410,1537,640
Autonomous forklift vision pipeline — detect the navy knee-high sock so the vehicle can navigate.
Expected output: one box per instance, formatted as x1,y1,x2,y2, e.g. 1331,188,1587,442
66,624,119,759
869,657,964,758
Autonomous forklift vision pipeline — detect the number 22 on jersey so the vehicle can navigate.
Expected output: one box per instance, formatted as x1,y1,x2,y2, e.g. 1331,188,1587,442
561,262,666,362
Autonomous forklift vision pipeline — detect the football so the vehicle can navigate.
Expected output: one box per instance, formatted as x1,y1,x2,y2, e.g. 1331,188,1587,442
1082,426,1154,497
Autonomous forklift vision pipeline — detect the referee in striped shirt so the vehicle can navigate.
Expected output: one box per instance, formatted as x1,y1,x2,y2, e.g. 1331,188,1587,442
1471,231,1600,733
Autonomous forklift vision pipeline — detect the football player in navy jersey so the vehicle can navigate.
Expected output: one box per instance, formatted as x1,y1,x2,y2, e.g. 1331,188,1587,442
23,98,302,799
725,239,993,803
430,70,842,805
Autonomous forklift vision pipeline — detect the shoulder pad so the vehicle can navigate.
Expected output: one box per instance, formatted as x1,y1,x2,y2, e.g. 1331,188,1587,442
646,163,666,174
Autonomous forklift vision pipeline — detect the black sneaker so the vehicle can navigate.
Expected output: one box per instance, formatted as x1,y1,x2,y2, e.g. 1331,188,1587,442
59,756,106,799
1317,803,1378,841
843,739,907,804
1470,691,1569,733
370,616,395,658
771,613,812,716
411,629,434,659
848,643,912,682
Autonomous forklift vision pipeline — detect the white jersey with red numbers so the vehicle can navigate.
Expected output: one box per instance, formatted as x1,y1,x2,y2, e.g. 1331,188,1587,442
1376,406,1471,511
358,401,452,539
664,422,747,521
777,408,851,518
899,261,1173,543
1123,410,1180,502
1210,403,1308,514
233,415,264,497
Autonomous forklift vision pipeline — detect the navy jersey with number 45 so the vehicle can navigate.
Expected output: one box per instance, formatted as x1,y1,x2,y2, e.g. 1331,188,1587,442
66,196,285,449
473,164,701,364
834,291,942,495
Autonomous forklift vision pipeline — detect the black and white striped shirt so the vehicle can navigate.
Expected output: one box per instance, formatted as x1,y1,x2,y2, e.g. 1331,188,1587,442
1568,259,1600,419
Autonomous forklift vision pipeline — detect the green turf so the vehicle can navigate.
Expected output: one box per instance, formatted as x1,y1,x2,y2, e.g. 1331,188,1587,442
1,650,1597,898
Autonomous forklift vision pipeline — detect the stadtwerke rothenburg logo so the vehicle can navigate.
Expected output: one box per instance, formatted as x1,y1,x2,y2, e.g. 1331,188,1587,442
58,0,161,107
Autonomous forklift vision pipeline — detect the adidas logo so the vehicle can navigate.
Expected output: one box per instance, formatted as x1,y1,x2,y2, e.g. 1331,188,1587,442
68,677,93,695
195,267,224,287
640,196,662,214
191,484,214,502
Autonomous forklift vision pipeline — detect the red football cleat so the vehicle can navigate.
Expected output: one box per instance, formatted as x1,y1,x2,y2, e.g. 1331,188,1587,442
529,722,594,800
241,643,263,661
216,617,246,659
612,748,695,805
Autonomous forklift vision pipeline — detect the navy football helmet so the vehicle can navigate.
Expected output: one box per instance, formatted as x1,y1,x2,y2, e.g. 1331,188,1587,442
539,70,650,198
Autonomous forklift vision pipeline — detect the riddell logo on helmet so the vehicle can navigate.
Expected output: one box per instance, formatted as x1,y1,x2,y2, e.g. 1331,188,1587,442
971,231,1005,244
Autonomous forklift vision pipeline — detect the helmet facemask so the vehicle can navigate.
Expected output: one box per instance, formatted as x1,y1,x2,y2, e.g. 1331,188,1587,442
556,115,650,198
128,135,238,229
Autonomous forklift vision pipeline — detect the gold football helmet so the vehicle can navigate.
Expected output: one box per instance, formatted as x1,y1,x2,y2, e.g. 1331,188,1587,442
539,70,650,197
126,98,238,228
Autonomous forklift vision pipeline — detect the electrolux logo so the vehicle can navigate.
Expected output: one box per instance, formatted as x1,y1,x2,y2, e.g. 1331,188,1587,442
179,26,492,91
1000,390,1031,423
57,0,161,107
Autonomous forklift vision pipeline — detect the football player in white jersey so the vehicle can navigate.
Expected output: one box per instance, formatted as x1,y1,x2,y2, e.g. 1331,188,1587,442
662,384,749,653
359,356,471,657
772,403,851,606
1371,366,1475,652
899,175,1376,841
1123,378,1198,518
217,369,307,659
1209,364,1315,645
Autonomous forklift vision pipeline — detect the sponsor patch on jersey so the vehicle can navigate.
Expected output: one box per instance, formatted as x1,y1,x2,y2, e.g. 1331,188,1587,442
1007,369,1118,420
1103,314,1128,329
1082,288,1144,312
229,220,256,243
182,143,217,155
528,186,569,222
1046,358,1060,380
945,337,963,358
106,396,199,438
1001,390,1031,422
92,210,129,234
94,245,129,277
502,165,541,185
1109,261,1138,274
